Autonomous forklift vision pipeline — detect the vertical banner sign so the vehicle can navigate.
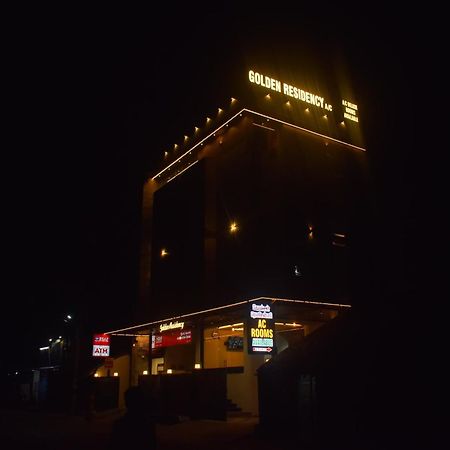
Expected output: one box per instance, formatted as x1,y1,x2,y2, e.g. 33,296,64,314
92,334,110,357
247,302,275,354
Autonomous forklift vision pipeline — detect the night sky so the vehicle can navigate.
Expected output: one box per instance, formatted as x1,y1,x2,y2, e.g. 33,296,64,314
5,6,429,373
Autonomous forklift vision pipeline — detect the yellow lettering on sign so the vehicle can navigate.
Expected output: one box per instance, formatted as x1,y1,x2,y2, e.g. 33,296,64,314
258,319,266,328
250,328,274,338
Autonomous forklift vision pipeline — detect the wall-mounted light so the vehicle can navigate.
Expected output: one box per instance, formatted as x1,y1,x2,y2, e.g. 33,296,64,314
229,222,238,233
94,373,99,377
218,322,243,329
194,363,201,369
113,372,119,377
160,248,169,257
167,369,173,374
143,370,148,375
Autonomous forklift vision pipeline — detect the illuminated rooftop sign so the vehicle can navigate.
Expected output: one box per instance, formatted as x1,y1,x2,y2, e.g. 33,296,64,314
249,69,333,111
342,99,359,122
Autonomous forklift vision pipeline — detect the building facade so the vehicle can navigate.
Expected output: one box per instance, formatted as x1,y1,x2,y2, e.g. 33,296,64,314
100,64,368,416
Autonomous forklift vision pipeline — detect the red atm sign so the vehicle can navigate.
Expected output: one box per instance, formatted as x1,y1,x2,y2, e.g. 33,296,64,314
92,334,110,357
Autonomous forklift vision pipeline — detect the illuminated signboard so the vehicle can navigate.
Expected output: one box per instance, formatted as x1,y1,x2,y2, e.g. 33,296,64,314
249,69,333,112
342,99,359,122
248,68,361,129
92,334,110,357
152,329,192,349
159,321,184,332
225,336,244,351
247,302,275,354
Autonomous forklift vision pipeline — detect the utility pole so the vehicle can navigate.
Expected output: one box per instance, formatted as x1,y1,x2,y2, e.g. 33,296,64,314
64,313,80,414
71,323,80,414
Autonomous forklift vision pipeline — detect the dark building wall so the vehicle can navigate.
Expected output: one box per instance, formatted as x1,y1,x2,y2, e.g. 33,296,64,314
149,161,205,318
210,119,368,305
146,114,368,319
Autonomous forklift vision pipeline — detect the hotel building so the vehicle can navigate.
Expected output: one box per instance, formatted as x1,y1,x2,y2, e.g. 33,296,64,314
98,64,368,417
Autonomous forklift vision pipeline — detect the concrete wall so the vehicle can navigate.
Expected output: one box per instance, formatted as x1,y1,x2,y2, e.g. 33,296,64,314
95,354,130,409
227,338,266,415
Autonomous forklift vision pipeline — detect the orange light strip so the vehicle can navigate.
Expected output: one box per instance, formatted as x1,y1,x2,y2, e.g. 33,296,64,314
251,296,352,308
152,110,245,180
104,300,249,335
252,122,275,131
218,322,244,329
104,296,350,335
165,160,199,184
151,108,366,182
112,333,150,337
244,108,366,152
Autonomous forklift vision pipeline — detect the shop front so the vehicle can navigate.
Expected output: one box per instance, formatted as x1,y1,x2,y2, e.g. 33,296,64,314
100,297,349,417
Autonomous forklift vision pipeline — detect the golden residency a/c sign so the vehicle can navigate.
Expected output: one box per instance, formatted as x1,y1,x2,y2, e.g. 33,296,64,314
248,69,333,111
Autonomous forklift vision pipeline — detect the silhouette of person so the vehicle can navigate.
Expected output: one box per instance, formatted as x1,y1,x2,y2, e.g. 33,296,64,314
109,386,157,449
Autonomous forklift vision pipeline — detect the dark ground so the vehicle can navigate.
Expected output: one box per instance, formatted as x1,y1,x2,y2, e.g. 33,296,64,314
1,406,440,450
0,408,287,450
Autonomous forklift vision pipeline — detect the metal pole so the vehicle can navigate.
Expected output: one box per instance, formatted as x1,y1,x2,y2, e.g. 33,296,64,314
71,324,80,413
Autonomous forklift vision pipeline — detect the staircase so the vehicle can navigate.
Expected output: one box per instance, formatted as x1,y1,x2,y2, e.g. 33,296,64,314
226,398,252,418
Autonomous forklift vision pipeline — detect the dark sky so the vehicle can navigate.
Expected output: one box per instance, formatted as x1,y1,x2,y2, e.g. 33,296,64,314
6,6,429,371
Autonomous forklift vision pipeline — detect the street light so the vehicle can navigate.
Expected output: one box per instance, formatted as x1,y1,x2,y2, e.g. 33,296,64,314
40,345,51,366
